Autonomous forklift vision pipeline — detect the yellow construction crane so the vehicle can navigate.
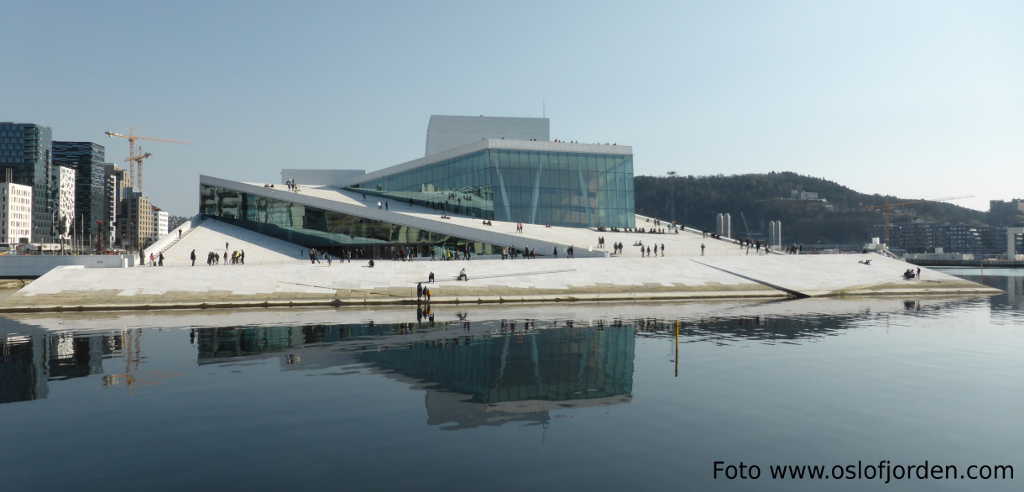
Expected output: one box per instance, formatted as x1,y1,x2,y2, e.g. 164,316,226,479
865,195,974,244
104,129,189,193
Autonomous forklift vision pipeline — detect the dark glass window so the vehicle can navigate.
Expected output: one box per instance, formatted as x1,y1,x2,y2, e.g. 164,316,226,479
200,184,503,259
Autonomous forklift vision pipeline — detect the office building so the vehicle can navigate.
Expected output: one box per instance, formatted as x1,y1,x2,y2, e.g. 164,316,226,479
52,142,106,248
0,182,33,245
118,191,154,251
154,209,169,240
53,165,76,244
0,123,54,242
989,199,1024,227
105,164,129,249
877,222,1010,255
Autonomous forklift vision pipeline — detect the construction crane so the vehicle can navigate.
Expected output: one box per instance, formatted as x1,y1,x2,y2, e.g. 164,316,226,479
104,129,189,193
864,195,974,245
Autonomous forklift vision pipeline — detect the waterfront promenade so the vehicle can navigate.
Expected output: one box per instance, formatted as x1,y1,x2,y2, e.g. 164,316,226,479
0,254,996,313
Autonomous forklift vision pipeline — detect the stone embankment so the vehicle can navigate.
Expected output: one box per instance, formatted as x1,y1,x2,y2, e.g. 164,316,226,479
0,255,999,313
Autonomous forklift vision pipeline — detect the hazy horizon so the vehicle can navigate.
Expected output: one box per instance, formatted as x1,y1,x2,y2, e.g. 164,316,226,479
2,0,1020,215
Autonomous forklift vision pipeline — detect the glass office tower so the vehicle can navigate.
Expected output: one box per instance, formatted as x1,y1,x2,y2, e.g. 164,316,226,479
0,123,54,242
351,145,635,229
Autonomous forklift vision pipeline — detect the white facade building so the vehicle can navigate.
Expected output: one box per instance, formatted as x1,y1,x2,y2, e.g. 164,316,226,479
154,209,169,240
425,115,549,156
1,182,33,245
54,165,76,243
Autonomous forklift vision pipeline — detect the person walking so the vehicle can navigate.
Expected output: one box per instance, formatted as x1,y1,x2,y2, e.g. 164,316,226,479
158,252,164,266
223,251,228,264
190,249,196,266
416,282,423,302
240,250,245,264
149,252,155,266
701,243,706,256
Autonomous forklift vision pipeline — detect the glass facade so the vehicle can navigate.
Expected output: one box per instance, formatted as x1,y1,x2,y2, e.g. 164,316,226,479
0,123,54,242
200,184,504,259
351,148,635,228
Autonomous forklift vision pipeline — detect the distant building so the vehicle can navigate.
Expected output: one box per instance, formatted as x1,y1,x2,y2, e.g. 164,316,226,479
425,115,550,156
154,208,169,240
118,191,153,251
0,123,54,242
52,141,106,249
989,199,1024,227
0,182,33,245
104,164,129,249
877,222,1011,255
53,166,76,244
168,215,189,232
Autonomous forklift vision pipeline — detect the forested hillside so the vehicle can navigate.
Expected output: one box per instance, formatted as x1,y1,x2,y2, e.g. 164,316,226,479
633,172,987,245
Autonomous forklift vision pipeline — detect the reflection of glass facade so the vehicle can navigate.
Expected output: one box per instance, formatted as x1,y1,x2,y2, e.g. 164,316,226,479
360,326,635,403
200,184,503,258
351,149,635,228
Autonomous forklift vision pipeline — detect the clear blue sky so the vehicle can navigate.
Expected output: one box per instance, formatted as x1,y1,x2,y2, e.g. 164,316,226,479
2,0,1020,215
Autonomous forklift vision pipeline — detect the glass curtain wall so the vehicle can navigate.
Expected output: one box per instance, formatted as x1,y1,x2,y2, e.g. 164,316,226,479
200,184,503,259
350,149,635,228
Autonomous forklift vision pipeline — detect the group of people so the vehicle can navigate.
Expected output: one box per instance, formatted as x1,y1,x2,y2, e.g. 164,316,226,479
284,179,300,192
638,243,665,257
307,248,352,265
735,238,771,255
498,247,542,259
515,222,525,233
599,237,629,256
148,252,165,266
903,268,922,280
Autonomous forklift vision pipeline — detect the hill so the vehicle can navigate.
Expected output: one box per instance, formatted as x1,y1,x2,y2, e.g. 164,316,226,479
633,172,987,245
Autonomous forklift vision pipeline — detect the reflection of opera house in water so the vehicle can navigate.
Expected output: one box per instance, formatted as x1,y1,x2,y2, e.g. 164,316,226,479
194,322,636,429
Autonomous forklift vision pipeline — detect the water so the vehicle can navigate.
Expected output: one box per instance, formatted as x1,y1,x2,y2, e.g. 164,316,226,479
1,270,1021,491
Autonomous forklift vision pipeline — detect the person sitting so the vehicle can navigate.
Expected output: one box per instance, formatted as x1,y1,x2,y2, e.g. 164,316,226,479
903,269,915,280
457,268,468,281
368,259,375,268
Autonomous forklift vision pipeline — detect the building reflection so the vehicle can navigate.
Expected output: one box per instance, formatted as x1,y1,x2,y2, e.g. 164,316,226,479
0,327,137,404
193,320,636,429
0,295,996,410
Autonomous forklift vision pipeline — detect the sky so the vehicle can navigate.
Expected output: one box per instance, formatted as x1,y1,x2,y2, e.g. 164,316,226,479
1,0,1020,215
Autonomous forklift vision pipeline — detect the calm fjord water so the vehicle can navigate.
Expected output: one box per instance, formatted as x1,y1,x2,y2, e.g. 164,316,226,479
1,270,1021,491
